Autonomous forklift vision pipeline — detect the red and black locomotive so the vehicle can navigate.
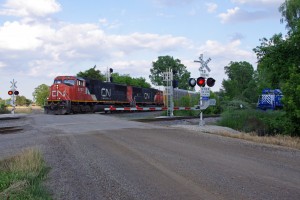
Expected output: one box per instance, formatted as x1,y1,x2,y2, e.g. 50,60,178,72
44,76,164,114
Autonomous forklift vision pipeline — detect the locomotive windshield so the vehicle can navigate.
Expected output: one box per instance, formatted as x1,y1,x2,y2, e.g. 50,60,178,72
53,79,75,86
63,79,75,86
54,79,62,84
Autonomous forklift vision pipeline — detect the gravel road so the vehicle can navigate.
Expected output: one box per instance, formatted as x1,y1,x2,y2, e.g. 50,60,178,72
1,113,300,200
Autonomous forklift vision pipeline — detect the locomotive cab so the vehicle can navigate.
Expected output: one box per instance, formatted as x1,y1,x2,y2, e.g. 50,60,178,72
45,76,94,114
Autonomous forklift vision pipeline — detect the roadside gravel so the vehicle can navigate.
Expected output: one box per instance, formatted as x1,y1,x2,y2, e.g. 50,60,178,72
109,112,240,136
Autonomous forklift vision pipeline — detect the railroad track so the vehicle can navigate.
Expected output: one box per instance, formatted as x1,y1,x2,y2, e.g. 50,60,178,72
0,126,23,134
132,115,220,122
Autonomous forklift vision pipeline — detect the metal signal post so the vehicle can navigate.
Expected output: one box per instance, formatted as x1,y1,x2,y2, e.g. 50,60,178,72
9,79,18,114
163,68,174,117
194,54,211,126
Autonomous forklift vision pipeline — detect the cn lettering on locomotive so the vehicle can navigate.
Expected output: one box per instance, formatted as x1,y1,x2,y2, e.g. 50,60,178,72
101,88,111,98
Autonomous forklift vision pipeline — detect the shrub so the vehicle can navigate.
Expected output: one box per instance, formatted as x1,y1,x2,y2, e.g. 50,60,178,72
0,102,9,114
218,108,292,136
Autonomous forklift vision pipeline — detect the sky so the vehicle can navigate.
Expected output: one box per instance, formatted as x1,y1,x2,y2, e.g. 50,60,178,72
0,0,287,100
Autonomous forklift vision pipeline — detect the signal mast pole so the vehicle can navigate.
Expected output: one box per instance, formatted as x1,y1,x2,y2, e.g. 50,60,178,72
194,54,211,126
10,79,17,115
163,68,174,117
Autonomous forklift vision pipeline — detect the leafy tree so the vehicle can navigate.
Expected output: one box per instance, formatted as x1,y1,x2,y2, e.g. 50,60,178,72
221,61,258,102
252,3,300,135
282,65,300,135
253,33,291,91
279,0,300,32
149,56,191,90
15,96,28,106
33,84,49,106
112,73,151,88
77,65,105,81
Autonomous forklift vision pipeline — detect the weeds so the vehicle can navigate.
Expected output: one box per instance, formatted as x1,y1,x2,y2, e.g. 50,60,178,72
0,148,51,200
214,130,300,150
218,108,293,136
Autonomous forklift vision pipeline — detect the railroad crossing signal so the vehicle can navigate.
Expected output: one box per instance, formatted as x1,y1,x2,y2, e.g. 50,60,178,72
9,79,18,114
188,77,215,88
8,79,19,96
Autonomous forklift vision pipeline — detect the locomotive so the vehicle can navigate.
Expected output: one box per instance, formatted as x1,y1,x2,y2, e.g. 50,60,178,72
257,88,283,110
44,76,164,114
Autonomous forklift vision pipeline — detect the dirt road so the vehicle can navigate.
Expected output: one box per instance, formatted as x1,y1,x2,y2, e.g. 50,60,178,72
1,113,300,200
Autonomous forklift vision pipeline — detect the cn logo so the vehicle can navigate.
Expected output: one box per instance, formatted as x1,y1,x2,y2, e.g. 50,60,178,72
52,90,66,97
101,88,111,97
144,93,150,99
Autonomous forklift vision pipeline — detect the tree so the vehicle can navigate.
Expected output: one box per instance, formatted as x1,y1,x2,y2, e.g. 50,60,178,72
15,96,28,106
149,56,191,90
253,33,291,91
77,65,105,81
221,61,258,102
33,84,49,106
252,3,300,135
279,0,300,33
112,73,151,88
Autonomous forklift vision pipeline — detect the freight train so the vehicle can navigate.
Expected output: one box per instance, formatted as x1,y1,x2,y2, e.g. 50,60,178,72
44,76,164,114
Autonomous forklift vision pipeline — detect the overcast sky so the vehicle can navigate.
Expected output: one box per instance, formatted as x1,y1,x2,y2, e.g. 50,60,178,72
0,0,286,100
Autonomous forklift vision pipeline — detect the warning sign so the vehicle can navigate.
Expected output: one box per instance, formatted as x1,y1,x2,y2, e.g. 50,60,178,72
201,87,210,97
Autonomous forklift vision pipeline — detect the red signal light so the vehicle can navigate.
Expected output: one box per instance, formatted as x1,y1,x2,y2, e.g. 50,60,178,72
8,91,13,95
197,77,206,87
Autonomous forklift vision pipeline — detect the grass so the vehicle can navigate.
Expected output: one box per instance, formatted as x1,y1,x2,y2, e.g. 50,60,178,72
0,148,51,200
206,129,300,150
6,106,44,114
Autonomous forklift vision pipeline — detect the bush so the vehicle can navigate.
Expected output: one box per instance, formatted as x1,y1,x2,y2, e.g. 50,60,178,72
0,102,9,114
218,108,292,136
